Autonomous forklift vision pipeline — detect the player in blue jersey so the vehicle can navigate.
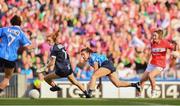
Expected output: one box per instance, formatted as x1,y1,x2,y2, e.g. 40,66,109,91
81,48,140,97
42,30,89,98
0,15,32,94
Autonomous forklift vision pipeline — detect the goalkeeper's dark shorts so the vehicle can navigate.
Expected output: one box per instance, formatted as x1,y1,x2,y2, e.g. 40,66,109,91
55,65,73,77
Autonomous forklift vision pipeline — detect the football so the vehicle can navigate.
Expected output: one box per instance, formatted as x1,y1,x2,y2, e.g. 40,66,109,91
28,89,40,99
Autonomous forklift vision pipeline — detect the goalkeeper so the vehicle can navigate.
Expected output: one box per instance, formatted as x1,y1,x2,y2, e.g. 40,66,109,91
41,30,90,98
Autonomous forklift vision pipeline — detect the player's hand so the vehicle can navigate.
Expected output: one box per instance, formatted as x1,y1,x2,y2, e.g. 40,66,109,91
169,40,177,46
171,51,180,58
45,67,49,73
26,42,36,50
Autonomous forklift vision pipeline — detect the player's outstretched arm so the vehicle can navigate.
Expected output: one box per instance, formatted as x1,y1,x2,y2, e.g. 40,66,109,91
37,56,56,73
46,56,56,69
25,44,35,50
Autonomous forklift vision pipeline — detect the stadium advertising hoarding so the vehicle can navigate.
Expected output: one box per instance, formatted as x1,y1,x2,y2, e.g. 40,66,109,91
41,81,180,98
57,83,102,98
142,82,180,98
41,81,102,98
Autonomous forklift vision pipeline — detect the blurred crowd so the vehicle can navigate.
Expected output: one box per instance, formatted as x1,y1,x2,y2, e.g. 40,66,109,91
0,0,180,86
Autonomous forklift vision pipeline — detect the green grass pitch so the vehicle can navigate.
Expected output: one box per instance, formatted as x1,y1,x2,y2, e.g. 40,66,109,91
0,98,180,105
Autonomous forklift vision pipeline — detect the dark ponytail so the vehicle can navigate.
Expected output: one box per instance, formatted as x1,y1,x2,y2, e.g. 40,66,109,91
81,47,93,53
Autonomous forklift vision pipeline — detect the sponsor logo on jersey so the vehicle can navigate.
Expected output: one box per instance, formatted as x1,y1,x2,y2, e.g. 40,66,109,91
8,28,20,36
152,48,166,52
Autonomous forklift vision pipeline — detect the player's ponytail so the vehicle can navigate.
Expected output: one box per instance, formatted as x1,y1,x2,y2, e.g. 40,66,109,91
81,47,93,53
53,30,60,42
48,30,59,43
154,29,163,39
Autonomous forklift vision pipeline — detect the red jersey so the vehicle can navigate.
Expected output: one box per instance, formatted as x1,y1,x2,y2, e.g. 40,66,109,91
150,39,174,68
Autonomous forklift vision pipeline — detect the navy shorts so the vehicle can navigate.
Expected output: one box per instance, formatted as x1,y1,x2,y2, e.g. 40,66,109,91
55,66,73,77
101,60,116,73
0,58,16,68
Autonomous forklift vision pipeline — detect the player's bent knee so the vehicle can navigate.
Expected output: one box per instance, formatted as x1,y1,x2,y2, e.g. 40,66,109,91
5,82,9,87
111,80,119,87
3,78,10,82
44,77,51,82
4,75,11,79
4,72,13,79
0,78,10,88
113,83,119,87
91,75,97,80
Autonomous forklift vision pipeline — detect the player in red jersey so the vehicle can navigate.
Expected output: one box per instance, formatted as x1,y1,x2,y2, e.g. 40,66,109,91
136,29,178,98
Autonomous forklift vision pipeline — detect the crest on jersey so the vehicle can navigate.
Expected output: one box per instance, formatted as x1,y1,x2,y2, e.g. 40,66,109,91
152,48,166,52
57,44,64,49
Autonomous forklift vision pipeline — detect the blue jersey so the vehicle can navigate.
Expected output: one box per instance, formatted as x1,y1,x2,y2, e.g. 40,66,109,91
88,53,108,67
0,26,31,61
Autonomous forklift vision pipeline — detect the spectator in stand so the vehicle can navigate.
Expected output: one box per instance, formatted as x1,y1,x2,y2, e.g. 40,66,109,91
0,0,179,80
20,62,33,81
